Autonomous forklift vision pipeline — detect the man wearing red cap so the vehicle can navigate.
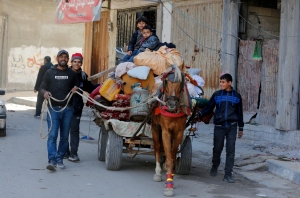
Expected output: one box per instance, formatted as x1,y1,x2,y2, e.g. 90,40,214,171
65,53,97,162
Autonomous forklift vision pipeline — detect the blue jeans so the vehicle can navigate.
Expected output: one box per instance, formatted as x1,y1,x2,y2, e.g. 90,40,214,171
122,50,139,62
46,106,74,163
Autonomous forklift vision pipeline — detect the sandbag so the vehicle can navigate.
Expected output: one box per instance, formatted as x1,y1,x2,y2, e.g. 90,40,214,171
134,49,170,76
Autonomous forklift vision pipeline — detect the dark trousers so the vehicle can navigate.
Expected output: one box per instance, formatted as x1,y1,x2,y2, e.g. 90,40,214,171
69,113,82,155
212,123,237,175
35,91,44,116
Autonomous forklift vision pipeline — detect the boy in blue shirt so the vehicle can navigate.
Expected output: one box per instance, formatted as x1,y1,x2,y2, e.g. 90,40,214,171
198,73,244,183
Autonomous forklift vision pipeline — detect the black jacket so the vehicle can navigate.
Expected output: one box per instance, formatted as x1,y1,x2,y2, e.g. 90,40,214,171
71,67,96,114
34,62,53,91
199,88,244,130
128,30,141,51
40,65,78,107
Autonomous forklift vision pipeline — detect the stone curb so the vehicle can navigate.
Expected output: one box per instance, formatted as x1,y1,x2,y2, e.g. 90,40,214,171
267,159,300,185
9,97,36,107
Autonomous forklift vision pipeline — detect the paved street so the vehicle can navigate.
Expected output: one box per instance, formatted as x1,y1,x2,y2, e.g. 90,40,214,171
1,102,300,198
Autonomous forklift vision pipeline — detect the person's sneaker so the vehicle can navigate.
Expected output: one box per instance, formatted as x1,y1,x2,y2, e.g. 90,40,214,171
34,114,41,118
68,155,80,162
223,174,235,183
210,167,218,177
46,160,56,171
56,162,65,169
64,151,71,159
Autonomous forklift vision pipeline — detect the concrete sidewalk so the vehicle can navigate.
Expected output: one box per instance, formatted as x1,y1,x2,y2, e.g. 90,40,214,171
3,90,300,188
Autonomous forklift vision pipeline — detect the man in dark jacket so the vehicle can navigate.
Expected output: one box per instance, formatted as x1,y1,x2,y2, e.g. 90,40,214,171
198,73,244,183
40,50,78,171
65,53,96,162
34,56,53,118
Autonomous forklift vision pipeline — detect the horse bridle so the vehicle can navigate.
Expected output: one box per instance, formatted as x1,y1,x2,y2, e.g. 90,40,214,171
162,73,185,113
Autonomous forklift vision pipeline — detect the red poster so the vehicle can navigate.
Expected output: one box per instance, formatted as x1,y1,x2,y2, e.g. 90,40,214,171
56,0,103,24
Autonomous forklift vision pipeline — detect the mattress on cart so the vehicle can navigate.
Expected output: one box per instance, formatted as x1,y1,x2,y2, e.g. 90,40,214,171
103,119,152,138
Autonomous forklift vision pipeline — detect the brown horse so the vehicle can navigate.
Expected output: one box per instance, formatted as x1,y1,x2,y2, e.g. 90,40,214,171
151,66,188,197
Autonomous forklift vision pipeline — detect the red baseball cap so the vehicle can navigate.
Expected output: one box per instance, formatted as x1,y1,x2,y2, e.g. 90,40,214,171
71,53,83,62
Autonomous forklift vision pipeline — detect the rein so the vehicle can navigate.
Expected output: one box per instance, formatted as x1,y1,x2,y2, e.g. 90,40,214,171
39,88,166,139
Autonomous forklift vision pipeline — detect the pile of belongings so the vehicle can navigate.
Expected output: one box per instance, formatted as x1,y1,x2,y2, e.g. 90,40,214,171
86,45,207,123
185,67,205,98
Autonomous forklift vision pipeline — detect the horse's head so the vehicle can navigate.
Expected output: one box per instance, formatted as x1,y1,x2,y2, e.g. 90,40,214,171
162,66,184,113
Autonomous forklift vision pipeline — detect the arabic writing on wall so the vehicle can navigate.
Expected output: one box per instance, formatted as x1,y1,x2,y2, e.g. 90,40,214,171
7,46,82,84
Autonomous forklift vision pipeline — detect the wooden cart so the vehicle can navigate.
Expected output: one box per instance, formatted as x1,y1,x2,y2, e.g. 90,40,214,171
93,112,193,175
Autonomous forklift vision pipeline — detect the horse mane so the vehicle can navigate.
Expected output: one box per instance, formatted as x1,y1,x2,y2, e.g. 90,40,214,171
164,65,182,83
173,65,182,83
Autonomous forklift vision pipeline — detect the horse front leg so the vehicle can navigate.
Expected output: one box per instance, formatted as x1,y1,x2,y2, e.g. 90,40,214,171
152,125,162,182
161,129,174,197
171,130,185,173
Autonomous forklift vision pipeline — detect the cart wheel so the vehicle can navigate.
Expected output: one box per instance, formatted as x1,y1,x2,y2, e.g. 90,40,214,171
105,130,123,170
175,136,192,175
0,126,6,137
98,125,108,161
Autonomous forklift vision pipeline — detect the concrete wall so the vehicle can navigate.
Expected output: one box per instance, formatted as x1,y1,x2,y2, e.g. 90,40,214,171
244,124,300,148
247,6,280,40
110,0,157,10
161,1,172,43
0,0,85,91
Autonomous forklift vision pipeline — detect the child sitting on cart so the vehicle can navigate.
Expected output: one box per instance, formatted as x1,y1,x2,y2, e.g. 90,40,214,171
122,16,149,62
127,25,160,62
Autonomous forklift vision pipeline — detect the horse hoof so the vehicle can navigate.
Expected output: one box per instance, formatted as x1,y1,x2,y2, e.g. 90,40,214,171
153,174,162,182
164,188,174,197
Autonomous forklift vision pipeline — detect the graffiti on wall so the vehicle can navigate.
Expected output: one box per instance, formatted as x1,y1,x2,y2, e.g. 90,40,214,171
8,46,82,83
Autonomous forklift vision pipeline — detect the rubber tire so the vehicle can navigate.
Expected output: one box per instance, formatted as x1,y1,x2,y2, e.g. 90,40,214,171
175,136,192,175
0,126,6,137
98,126,108,161
105,130,123,170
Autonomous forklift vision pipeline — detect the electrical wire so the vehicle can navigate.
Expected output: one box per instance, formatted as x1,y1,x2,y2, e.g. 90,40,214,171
165,0,241,41
239,12,300,38
238,12,280,38
161,2,235,57
166,0,300,39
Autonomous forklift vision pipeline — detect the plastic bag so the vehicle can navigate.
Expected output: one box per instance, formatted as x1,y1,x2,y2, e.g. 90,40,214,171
134,49,170,76
187,82,198,97
156,46,184,70
127,66,151,80
115,62,136,78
